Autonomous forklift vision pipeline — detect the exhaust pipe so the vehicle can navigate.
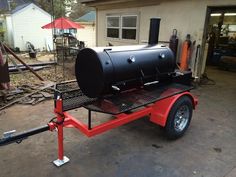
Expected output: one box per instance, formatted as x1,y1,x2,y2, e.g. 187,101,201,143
148,17,161,45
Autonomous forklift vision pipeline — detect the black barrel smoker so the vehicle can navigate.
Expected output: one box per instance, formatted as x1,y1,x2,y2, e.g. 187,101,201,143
75,45,175,98
0,18,197,167
75,18,176,98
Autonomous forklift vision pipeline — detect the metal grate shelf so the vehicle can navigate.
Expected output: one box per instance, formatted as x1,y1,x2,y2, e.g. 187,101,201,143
54,80,97,112
84,83,193,114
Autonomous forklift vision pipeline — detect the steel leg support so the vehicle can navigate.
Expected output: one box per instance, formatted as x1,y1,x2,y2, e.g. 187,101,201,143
53,101,70,167
53,124,70,167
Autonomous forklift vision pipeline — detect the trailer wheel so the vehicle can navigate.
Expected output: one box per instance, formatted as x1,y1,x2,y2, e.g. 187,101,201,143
165,96,193,140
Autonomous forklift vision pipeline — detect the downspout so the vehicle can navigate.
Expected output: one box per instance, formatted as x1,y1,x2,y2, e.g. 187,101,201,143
197,6,211,82
96,8,98,47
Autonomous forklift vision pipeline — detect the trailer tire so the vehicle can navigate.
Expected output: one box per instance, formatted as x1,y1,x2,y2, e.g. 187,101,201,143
164,96,193,140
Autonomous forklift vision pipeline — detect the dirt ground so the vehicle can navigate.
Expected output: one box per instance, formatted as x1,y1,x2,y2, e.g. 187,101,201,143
8,52,76,87
0,67,235,177
10,64,75,86
0,52,76,108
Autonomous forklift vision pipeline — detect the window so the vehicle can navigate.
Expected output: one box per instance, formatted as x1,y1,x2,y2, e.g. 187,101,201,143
0,22,3,30
107,16,120,38
122,16,137,40
106,15,138,40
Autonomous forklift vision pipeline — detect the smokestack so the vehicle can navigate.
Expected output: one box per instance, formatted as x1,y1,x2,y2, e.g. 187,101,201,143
148,18,161,45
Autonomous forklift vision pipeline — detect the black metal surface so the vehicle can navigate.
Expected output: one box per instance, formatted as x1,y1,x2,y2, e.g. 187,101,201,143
54,81,193,114
169,29,179,60
75,45,175,98
88,110,92,130
0,125,49,146
75,17,176,98
54,81,97,112
148,18,161,45
0,62,10,83
84,83,193,115
172,70,193,86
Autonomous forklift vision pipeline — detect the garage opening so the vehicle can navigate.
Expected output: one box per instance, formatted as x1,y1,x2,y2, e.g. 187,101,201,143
202,6,236,85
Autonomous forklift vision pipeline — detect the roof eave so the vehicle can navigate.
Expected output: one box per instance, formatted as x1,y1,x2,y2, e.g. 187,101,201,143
81,0,161,9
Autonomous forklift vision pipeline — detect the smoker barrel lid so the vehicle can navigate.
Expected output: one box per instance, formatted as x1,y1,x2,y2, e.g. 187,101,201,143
75,44,174,98
75,48,105,98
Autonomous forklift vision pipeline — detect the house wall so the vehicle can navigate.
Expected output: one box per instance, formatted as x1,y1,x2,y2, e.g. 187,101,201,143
96,0,236,46
95,0,236,78
76,22,96,47
5,15,13,46
11,4,53,51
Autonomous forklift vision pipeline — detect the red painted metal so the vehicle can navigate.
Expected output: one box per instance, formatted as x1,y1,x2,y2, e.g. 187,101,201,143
48,122,55,131
63,107,152,137
55,99,64,160
57,125,64,160
150,92,197,126
52,92,197,161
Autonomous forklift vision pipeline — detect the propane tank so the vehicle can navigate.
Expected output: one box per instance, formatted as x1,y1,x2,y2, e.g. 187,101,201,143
180,34,192,71
169,29,178,60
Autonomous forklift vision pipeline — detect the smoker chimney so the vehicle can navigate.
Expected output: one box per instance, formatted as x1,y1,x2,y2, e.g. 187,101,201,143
148,18,161,45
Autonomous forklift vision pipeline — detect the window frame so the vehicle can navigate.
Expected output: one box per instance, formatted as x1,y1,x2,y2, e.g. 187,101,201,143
106,14,139,42
106,15,121,39
121,15,138,40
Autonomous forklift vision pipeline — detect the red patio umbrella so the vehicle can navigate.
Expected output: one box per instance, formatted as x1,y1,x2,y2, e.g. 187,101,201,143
42,17,84,29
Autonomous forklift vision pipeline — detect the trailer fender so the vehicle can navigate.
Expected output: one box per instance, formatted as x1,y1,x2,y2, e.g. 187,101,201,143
150,92,197,127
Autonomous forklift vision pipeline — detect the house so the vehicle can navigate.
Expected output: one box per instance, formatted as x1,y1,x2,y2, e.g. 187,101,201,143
0,1,53,51
76,11,96,47
81,0,236,79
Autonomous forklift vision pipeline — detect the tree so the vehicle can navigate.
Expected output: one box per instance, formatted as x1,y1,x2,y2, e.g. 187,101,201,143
69,0,94,20
35,0,72,18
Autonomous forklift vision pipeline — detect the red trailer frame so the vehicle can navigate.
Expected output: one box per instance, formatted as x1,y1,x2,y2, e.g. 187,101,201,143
48,91,197,166
0,81,198,167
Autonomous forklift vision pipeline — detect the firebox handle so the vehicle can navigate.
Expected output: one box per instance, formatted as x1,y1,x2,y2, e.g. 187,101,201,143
111,85,120,91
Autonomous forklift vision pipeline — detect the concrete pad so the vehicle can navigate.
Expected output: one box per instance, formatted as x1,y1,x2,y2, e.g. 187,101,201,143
0,67,236,177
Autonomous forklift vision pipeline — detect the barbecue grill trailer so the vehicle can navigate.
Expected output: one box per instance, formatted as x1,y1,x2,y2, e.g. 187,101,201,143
0,81,198,167
0,18,198,167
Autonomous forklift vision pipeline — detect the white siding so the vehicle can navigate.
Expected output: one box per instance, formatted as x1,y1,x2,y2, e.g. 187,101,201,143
5,15,13,46
11,4,53,51
76,23,96,47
